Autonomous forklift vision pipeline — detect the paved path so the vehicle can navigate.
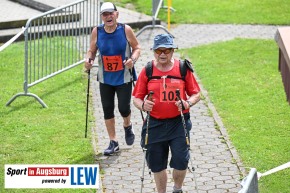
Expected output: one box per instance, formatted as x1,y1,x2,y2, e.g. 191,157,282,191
0,1,284,192
91,23,281,193
90,9,286,192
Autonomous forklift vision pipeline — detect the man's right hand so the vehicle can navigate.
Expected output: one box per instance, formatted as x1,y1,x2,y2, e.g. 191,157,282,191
85,58,94,70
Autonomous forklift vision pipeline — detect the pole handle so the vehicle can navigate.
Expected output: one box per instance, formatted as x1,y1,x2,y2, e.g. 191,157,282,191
175,89,185,110
148,91,154,101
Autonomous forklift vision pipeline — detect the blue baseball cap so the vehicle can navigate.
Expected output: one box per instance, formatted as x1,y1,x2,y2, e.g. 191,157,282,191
152,34,178,50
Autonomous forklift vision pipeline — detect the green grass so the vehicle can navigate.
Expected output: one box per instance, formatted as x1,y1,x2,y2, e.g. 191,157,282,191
181,39,290,192
116,0,290,25
2,1,290,192
116,0,290,191
0,41,95,193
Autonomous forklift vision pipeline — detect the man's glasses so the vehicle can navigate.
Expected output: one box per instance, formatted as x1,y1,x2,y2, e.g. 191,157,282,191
154,48,173,55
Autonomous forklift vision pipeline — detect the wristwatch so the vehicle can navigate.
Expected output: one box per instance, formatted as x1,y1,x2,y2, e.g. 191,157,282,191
186,100,193,108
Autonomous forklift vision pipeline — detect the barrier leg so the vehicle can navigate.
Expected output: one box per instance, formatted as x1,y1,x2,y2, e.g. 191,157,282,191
6,93,47,108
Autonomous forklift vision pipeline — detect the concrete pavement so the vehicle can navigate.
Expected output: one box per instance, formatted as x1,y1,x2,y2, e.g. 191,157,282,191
92,27,243,193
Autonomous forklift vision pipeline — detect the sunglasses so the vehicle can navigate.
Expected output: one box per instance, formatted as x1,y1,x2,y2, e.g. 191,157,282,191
154,48,173,55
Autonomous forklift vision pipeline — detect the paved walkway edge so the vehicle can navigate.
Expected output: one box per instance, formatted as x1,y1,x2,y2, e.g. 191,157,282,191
197,76,246,176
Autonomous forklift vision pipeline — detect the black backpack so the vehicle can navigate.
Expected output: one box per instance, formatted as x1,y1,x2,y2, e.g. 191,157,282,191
145,59,194,82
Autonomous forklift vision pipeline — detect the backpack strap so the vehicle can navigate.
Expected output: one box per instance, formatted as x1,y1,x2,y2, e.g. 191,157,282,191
145,61,153,81
184,59,194,72
179,59,194,80
145,59,194,82
145,61,178,81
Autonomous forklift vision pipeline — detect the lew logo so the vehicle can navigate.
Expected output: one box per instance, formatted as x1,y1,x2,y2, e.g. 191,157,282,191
70,167,98,186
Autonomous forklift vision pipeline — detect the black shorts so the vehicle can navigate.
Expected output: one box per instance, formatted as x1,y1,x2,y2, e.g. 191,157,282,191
141,113,192,173
146,137,190,172
99,82,132,119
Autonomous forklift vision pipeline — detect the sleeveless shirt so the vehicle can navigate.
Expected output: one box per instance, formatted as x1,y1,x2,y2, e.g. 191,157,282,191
96,23,137,86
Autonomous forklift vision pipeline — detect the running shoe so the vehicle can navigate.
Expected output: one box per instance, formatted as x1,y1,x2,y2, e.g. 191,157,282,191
103,140,119,156
124,124,135,145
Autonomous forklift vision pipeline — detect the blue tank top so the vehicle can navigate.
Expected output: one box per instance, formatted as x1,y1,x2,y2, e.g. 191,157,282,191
96,23,137,86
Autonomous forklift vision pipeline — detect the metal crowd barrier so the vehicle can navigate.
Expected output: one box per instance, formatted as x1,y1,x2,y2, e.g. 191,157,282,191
6,0,101,108
136,0,173,37
239,168,259,193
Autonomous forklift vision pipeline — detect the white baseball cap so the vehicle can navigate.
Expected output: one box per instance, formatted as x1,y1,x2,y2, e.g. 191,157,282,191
100,2,117,14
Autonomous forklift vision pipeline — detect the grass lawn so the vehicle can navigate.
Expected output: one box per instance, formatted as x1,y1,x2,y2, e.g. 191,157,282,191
0,41,96,193
2,0,290,192
116,0,290,191
115,0,290,25
181,38,290,192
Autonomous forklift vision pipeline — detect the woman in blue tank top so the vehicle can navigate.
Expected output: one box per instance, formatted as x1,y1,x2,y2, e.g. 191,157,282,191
85,2,141,156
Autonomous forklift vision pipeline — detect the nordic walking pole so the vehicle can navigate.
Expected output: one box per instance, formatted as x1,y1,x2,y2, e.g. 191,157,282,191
126,57,145,121
175,89,188,142
85,68,91,138
141,91,154,193
175,89,199,193
84,58,95,138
